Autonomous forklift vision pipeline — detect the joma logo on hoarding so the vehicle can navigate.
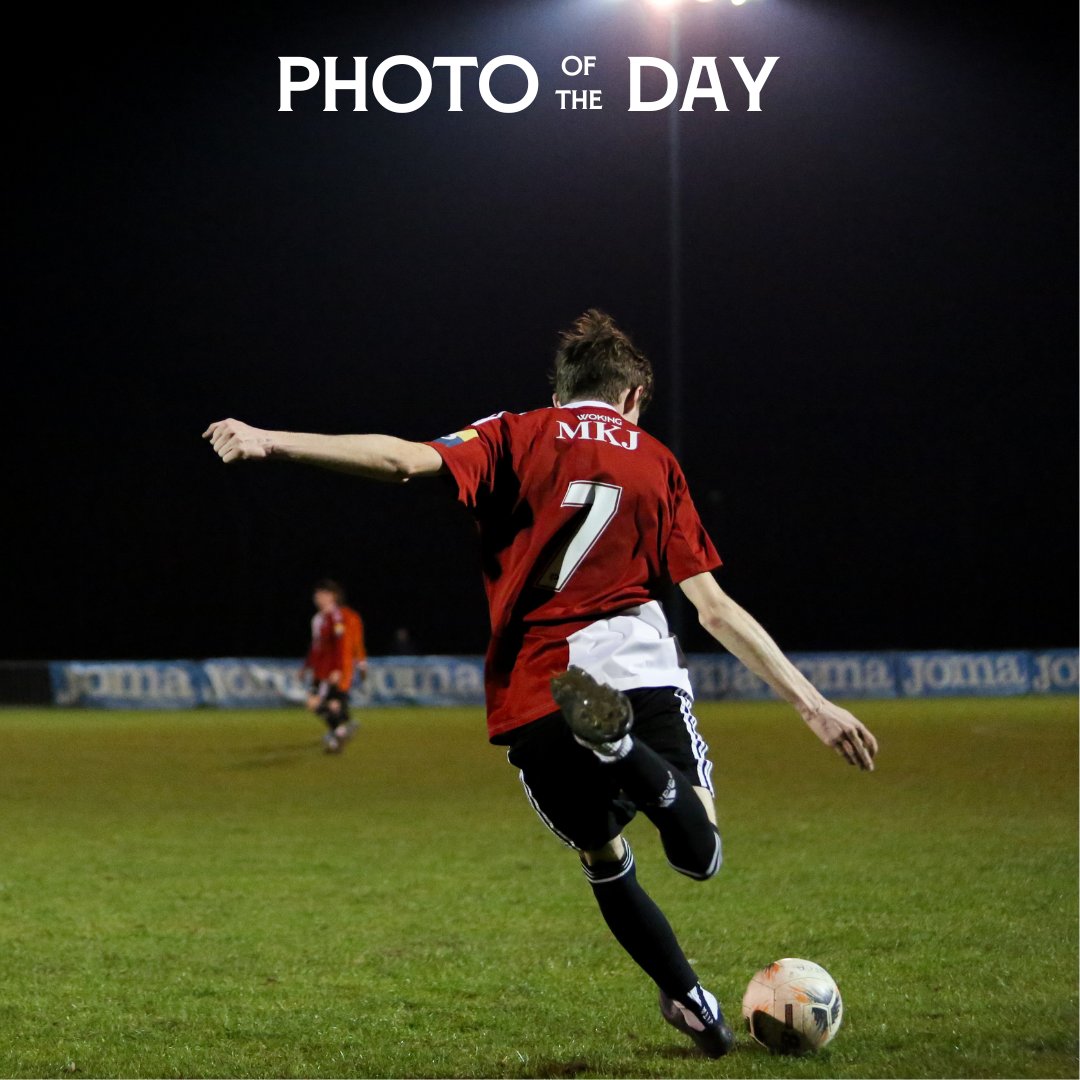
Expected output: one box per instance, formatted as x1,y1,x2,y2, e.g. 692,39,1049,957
795,657,895,695
56,664,197,706
1031,652,1078,693
901,654,1028,695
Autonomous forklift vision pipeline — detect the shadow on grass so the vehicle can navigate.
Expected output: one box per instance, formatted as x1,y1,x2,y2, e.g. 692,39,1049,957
225,741,323,768
655,1044,728,1061
519,1046,727,1079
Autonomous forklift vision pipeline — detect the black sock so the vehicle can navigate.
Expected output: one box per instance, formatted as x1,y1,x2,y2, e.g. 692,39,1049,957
582,841,699,1000
606,740,722,879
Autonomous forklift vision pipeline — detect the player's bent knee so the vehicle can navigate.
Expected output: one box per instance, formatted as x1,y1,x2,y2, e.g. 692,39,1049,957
668,830,723,881
669,860,721,881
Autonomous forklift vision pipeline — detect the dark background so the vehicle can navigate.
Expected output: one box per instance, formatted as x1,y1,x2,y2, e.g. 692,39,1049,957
9,1,1076,662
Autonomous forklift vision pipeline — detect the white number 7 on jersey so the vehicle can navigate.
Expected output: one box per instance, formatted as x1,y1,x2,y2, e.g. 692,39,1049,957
536,481,623,591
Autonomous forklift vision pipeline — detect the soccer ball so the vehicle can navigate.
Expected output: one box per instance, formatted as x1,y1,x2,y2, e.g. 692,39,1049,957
741,958,843,1054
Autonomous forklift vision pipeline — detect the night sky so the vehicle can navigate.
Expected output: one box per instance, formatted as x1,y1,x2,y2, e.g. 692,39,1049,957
9,1,1076,663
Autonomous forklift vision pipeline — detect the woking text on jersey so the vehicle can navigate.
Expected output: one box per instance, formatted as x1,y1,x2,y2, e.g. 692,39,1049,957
279,55,778,113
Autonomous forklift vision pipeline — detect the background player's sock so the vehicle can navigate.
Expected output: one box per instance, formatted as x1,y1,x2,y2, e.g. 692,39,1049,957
582,841,700,999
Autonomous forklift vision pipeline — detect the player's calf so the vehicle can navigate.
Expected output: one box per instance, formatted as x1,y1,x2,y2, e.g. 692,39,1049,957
664,825,723,880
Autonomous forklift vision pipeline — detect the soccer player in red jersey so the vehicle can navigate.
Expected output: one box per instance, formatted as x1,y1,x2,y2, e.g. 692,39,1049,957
302,578,367,753
204,310,878,1056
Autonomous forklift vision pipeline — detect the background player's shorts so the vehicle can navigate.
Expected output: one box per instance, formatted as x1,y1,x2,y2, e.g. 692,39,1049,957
310,679,349,714
505,686,714,852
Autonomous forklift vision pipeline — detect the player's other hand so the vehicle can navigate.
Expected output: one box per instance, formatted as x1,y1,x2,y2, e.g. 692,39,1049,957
202,418,273,463
801,700,878,771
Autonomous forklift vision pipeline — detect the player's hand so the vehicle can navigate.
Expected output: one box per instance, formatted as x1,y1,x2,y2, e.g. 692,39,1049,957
202,418,274,463
801,700,878,771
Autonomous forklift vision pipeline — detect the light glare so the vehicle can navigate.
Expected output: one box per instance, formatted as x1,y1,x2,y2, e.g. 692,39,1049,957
650,0,757,6
646,0,757,8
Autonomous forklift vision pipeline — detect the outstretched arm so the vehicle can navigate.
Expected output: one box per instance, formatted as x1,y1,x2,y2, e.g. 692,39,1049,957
202,418,444,483
679,571,879,771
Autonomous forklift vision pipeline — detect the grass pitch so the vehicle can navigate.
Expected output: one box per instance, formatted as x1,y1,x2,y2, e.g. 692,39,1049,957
0,697,1076,1079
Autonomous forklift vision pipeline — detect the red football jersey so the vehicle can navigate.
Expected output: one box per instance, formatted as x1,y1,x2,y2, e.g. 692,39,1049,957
306,604,365,689
428,400,721,740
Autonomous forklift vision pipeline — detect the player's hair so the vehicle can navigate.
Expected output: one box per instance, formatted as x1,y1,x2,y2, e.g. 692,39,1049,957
313,578,345,603
551,309,654,414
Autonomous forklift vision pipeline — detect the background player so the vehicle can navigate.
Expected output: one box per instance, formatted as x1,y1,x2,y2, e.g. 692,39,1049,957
203,310,877,1055
301,578,367,753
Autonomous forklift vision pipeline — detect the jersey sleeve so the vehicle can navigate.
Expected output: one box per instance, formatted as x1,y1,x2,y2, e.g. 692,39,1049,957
349,610,367,662
424,413,509,510
664,466,722,584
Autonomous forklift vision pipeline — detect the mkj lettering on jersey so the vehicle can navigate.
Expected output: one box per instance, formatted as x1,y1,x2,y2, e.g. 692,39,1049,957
556,420,640,450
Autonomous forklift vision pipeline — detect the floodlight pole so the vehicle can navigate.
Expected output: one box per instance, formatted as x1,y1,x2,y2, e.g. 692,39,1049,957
656,0,754,639
666,8,687,641
667,9,683,465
